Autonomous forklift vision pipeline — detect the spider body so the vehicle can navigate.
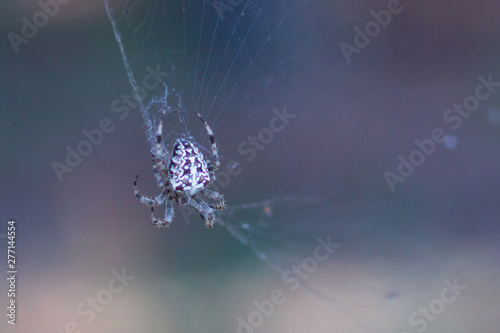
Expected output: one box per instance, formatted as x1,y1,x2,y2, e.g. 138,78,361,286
134,112,226,228
168,138,211,194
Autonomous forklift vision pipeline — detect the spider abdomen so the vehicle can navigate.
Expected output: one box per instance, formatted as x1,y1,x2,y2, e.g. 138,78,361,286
168,139,211,193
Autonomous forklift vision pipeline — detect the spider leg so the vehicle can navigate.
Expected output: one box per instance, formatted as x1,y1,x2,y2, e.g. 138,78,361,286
134,175,175,228
164,199,175,223
152,120,169,186
200,188,226,211
195,112,220,173
133,175,167,206
150,198,174,228
152,155,166,186
185,194,216,228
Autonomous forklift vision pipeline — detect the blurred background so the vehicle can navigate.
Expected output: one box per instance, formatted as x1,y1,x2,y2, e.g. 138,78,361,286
1,0,499,332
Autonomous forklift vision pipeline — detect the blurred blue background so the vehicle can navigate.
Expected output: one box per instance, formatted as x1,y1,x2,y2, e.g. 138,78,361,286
1,0,499,332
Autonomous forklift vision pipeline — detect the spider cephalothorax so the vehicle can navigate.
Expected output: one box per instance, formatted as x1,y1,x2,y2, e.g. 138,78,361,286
134,112,226,228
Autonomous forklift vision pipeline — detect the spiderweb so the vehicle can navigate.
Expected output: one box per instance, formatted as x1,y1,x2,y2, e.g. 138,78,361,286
103,1,408,331
103,0,323,255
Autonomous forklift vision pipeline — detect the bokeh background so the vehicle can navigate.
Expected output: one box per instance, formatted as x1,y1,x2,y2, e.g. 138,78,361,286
1,0,499,332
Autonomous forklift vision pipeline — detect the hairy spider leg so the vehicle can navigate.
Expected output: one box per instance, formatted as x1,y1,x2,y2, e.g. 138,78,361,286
133,175,168,206
150,198,175,228
134,175,171,227
152,120,169,186
186,194,216,228
200,188,226,211
195,112,220,173
164,198,175,223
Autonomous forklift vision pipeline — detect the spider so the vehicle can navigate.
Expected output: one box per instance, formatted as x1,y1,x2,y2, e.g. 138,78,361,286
133,112,226,228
